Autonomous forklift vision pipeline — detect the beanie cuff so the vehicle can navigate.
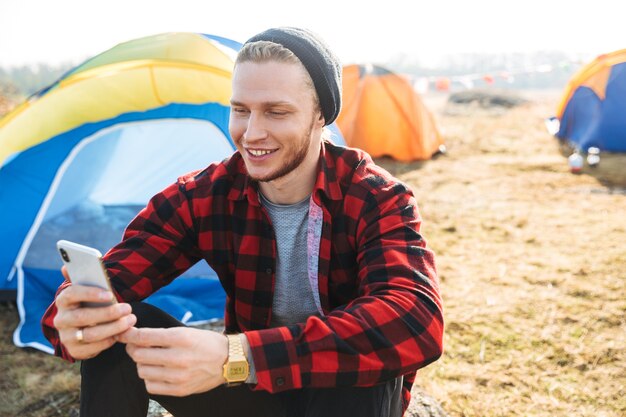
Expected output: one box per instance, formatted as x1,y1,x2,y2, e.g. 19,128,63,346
244,27,342,125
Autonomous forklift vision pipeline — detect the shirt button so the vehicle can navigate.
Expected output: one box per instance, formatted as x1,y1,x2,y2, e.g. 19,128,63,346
275,377,285,386
265,268,273,274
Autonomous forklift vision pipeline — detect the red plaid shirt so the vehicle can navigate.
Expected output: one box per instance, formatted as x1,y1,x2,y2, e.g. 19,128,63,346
42,141,443,411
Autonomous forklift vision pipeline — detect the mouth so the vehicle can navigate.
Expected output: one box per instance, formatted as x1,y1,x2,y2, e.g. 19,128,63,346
246,148,278,158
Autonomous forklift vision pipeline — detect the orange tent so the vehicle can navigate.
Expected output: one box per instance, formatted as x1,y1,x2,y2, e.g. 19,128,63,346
336,64,444,162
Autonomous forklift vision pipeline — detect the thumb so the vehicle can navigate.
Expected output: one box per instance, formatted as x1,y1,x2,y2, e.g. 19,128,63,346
61,265,70,281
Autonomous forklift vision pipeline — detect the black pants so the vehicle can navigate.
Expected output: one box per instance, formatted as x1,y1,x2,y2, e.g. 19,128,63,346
80,303,403,417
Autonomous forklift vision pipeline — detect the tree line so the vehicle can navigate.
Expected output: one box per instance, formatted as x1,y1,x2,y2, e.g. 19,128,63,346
0,63,74,99
0,50,588,101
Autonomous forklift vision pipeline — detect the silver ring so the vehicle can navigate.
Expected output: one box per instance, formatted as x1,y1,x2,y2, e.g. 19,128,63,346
76,328,84,343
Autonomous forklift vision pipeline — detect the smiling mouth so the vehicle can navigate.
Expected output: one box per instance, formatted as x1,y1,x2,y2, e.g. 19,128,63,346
248,149,277,157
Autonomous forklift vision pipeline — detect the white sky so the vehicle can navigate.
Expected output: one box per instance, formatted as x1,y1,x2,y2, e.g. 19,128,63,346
0,0,622,68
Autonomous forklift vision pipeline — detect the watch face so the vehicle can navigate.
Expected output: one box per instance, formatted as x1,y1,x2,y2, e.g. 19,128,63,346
225,360,249,382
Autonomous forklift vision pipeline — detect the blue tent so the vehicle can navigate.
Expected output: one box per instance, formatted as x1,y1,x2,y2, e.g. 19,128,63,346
0,32,346,353
553,49,626,153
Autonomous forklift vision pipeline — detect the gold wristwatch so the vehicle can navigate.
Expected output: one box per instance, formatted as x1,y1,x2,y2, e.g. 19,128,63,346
223,334,249,386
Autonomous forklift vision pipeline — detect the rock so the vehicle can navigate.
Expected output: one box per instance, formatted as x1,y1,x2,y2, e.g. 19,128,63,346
148,399,172,417
405,387,449,417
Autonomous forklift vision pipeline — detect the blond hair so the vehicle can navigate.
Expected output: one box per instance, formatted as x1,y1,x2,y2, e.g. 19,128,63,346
235,41,320,110
235,41,333,142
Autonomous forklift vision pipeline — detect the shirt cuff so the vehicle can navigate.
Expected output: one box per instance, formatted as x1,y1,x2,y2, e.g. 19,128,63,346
240,333,257,384
243,327,302,393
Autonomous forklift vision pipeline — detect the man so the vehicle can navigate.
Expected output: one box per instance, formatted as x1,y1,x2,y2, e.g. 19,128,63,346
42,27,443,417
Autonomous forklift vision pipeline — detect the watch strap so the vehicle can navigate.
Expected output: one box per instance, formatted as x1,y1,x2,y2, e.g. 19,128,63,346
223,334,249,385
228,334,245,358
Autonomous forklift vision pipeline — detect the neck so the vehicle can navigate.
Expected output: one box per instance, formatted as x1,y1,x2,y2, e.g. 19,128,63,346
259,144,320,205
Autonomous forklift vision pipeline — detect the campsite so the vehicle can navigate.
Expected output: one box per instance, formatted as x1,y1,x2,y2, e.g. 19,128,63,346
1,28,625,417
2,85,624,416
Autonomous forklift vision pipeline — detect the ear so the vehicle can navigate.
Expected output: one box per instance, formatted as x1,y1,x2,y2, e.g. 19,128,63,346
317,110,325,126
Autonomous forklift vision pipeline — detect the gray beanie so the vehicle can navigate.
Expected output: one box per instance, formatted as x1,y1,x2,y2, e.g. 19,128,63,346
244,27,342,126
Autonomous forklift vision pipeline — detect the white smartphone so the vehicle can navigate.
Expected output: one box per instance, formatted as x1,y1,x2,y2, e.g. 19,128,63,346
56,240,116,307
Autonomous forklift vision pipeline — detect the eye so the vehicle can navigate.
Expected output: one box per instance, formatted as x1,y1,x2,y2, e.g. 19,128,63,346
231,107,249,115
268,110,287,117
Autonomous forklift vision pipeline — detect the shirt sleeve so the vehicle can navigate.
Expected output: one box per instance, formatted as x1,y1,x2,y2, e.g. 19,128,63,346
41,279,76,361
241,334,258,384
244,180,444,393
41,180,202,359
102,181,202,301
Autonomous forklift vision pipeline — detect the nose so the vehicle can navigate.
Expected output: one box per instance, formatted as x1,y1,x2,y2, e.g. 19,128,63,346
243,112,268,142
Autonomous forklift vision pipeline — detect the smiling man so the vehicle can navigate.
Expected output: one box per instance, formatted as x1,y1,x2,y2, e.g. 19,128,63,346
229,54,324,203
42,27,444,417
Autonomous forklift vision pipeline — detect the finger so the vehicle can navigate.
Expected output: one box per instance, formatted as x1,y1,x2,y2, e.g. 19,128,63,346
68,337,118,360
136,363,189,395
55,302,131,329
58,328,85,347
136,363,186,383
58,327,111,350
55,303,132,329
95,314,137,340
142,378,188,397
126,344,184,367
69,314,137,345
115,327,140,344
56,284,114,309
117,327,175,347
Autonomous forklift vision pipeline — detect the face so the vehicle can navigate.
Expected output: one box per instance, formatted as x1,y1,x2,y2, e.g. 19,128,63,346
229,61,324,184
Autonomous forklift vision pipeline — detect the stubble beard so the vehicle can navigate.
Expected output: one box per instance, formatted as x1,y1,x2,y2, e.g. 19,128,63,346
252,119,316,183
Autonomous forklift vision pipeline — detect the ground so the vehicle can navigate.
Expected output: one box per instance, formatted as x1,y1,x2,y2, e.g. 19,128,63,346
0,90,624,416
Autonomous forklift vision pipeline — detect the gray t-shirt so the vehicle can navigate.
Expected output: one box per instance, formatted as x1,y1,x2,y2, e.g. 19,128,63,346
259,192,319,327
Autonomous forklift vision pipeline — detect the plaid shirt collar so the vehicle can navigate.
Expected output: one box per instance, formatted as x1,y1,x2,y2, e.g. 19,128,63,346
225,140,344,206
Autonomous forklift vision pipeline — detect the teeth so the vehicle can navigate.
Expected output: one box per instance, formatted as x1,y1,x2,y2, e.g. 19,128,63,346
249,149,274,156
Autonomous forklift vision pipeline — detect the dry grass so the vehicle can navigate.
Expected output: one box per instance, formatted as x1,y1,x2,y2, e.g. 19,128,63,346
1,91,625,416
0,302,81,416
389,91,625,417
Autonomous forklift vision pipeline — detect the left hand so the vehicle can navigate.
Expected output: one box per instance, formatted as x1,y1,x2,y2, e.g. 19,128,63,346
117,327,228,396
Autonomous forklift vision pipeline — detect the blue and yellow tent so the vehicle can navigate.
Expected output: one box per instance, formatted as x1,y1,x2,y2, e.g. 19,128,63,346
553,49,626,153
1,31,346,352
0,32,241,352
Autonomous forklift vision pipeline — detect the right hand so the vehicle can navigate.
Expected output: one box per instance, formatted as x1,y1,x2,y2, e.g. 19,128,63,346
52,266,137,360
